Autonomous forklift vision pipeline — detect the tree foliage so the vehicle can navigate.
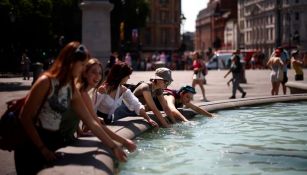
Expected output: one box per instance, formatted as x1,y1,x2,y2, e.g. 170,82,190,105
0,0,149,72
0,0,82,72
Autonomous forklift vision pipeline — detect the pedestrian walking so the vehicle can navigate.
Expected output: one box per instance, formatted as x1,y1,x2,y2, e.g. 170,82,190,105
191,51,208,101
224,50,247,99
21,52,31,80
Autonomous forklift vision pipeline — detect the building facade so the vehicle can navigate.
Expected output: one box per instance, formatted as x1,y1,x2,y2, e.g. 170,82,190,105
238,0,307,56
195,0,238,52
140,0,181,52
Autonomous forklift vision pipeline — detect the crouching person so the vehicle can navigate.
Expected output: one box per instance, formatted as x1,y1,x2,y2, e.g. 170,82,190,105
155,85,213,122
95,62,158,128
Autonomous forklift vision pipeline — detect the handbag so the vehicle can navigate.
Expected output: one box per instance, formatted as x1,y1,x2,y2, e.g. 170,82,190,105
0,78,50,151
0,97,28,151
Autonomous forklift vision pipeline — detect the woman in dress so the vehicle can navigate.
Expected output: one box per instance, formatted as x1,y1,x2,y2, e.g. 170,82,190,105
267,48,284,95
191,51,208,101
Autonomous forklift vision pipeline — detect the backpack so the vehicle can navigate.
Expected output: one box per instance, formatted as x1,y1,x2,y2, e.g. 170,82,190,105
0,97,28,151
123,81,144,92
0,77,50,151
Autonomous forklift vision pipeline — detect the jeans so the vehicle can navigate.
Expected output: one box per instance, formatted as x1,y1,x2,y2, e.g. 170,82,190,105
113,103,137,120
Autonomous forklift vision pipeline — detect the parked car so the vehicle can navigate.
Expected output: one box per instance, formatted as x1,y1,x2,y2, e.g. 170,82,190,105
206,52,232,70
206,51,245,70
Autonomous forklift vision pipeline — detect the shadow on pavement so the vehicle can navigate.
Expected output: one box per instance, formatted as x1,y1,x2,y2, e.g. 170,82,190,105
0,82,31,91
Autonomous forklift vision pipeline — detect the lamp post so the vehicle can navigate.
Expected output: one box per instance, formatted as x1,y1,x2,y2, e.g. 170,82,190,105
287,12,291,53
180,14,186,40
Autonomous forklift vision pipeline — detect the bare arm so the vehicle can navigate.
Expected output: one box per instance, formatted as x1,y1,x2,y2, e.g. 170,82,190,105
20,75,56,161
157,95,177,123
81,90,136,152
164,95,189,122
142,91,170,128
72,90,127,162
266,58,273,68
185,102,213,117
139,108,159,127
224,69,231,78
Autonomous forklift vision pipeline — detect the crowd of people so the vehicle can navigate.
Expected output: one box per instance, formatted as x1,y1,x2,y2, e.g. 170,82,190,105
267,47,305,96
16,41,214,174
13,41,306,174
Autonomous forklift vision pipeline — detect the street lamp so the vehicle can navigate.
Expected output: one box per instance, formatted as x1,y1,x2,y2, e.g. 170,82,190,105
287,12,291,52
180,14,186,37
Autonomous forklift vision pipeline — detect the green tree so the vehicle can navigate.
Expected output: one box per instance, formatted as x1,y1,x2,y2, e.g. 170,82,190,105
0,0,82,72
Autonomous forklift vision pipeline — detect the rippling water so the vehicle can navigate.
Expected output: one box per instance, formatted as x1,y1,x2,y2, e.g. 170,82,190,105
119,102,307,175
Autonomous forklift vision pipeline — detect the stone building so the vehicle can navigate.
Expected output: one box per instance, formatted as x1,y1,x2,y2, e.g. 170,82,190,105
195,0,238,51
140,0,181,53
238,0,307,57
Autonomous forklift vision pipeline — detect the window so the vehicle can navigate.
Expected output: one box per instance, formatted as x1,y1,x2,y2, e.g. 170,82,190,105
160,0,169,5
295,12,300,20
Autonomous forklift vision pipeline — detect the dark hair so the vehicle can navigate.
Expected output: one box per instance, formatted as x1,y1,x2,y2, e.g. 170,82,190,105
178,85,196,94
105,62,133,91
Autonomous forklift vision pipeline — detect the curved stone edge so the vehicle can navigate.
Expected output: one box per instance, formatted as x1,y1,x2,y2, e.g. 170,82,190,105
286,81,307,94
39,94,307,175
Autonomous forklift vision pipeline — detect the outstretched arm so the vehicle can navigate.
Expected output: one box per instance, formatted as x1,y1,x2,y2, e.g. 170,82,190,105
72,90,127,162
157,94,177,123
164,95,189,122
185,102,213,117
122,88,158,128
81,91,136,152
143,91,170,128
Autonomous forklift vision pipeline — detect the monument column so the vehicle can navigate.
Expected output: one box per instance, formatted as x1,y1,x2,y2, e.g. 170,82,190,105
80,0,113,66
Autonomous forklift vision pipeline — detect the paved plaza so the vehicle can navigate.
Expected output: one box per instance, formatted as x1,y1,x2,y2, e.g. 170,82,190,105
0,69,306,174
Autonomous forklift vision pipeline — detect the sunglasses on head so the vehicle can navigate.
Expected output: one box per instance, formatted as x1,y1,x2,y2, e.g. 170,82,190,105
73,44,87,59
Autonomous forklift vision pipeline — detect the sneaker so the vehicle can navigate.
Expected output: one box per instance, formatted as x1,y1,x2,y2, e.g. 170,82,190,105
242,92,246,98
229,96,236,99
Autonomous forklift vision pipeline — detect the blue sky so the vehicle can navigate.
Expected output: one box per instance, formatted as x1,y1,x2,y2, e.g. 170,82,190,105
182,0,209,32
